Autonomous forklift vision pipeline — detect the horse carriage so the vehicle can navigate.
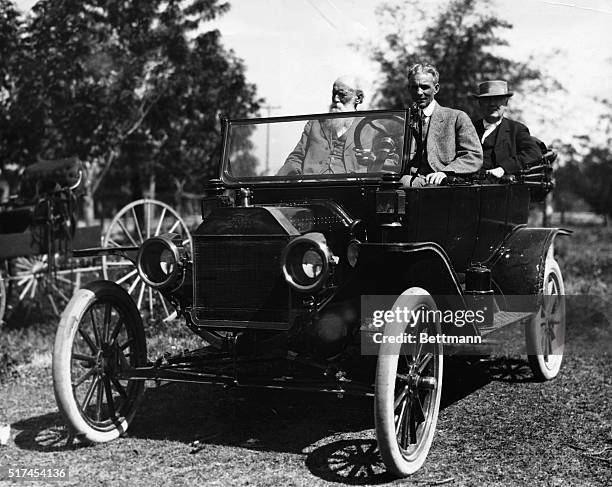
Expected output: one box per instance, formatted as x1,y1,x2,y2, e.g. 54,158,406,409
51,108,566,476
0,158,102,323
0,158,191,325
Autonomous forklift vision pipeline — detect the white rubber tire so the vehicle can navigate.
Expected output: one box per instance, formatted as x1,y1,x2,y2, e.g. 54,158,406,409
374,288,443,477
526,257,566,380
53,281,146,443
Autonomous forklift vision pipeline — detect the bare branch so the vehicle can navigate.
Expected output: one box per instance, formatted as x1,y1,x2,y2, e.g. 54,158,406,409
91,90,164,194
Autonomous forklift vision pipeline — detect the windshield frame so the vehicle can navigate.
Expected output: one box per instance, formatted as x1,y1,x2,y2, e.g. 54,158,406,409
219,108,411,186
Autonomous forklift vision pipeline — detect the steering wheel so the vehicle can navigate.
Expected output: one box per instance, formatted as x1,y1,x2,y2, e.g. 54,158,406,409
353,115,406,172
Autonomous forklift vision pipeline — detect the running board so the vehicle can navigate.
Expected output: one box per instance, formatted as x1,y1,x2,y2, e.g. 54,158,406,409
479,311,533,336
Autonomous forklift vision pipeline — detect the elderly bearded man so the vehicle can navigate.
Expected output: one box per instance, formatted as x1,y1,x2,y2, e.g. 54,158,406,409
403,64,482,187
276,76,371,176
472,80,541,178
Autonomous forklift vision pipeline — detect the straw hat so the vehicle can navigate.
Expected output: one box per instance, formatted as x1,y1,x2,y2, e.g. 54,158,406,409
472,80,513,98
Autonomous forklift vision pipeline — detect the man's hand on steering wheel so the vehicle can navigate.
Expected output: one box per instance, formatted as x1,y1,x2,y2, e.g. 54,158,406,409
353,115,405,172
425,171,447,185
354,148,376,166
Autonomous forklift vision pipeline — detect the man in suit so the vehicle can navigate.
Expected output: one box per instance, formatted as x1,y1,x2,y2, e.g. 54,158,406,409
277,76,371,176
403,64,482,187
472,80,541,178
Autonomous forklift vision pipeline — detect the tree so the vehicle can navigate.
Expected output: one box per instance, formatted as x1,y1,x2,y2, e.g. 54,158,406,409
551,105,612,225
367,0,551,117
551,154,583,225
0,0,24,165
4,0,261,221
574,147,612,225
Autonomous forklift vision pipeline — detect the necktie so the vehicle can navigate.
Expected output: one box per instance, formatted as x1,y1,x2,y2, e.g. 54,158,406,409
409,108,426,177
417,111,426,170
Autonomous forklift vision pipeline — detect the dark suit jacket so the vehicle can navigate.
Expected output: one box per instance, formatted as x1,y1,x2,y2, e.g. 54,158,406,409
277,119,371,175
474,117,541,174
422,104,483,174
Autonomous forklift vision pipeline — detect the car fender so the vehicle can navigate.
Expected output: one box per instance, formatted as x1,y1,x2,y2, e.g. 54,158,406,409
490,226,571,298
357,241,464,301
353,242,475,336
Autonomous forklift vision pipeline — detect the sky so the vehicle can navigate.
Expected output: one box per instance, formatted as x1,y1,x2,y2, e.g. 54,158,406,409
197,0,612,116
14,0,612,160
196,0,612,162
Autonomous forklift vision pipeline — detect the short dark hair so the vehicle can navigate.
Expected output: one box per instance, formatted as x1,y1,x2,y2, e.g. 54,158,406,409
408,64,440,84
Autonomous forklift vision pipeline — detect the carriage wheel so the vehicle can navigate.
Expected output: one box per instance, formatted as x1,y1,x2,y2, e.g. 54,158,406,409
6,255,101,318
374,288,443,477
53,281,146,443
526,257,566,380
101,199,191,323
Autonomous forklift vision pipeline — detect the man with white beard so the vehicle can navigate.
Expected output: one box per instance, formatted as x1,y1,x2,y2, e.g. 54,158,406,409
276,76,370,175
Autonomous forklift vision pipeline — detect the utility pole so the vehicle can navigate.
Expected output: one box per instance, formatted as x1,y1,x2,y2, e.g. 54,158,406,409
263,104,280,174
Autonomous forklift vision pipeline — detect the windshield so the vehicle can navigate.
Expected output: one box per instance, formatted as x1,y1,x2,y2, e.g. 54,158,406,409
222,110,408,183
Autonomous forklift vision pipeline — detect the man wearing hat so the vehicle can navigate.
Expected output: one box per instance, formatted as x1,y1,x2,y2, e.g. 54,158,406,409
472,80,541,178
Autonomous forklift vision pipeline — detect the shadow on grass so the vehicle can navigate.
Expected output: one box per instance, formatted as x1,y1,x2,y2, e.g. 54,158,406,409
9,355,536,484
11,411,85,452
441,355,537,409
305,439,392,485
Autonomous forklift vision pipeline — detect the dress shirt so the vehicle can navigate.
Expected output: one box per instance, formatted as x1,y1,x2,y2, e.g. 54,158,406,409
481,117,503,143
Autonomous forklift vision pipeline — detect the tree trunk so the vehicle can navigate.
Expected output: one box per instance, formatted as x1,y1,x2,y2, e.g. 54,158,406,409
96,199,105,230
81,160,98,226
82,190,95,226
144,172,156,200
173,178,185,215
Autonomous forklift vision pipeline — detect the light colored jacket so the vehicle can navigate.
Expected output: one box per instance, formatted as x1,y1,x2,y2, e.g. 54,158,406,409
424,104,483,174
277,118,371,175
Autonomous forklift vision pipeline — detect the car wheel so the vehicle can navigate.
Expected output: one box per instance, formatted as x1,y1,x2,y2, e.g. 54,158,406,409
53,280,147,443
526,257,565,381
374,288,443,476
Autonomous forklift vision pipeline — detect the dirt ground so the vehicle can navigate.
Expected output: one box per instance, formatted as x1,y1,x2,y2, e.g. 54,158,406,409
1,225,611,486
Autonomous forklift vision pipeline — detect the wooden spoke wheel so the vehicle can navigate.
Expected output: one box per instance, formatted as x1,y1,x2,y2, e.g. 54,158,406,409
6,255,102,318
374,288,443,477
526,256,566,380
101,199,191,323
53,281,146,443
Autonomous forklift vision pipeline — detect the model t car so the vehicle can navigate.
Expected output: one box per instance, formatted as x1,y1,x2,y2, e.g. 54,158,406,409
52,108,567,476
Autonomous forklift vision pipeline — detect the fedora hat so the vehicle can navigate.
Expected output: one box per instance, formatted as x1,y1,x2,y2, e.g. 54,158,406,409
472,80,513,98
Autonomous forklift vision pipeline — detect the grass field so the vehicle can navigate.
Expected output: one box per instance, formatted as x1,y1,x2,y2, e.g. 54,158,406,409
1,224,611,486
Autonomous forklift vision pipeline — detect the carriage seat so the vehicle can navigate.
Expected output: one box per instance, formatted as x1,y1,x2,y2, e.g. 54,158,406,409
0,157,81,234
19,157,82,199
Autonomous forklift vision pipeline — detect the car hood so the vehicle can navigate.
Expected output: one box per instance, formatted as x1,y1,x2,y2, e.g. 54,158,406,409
195,201,352,237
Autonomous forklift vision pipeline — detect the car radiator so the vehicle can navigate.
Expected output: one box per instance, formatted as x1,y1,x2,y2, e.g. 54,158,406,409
192,235,291,326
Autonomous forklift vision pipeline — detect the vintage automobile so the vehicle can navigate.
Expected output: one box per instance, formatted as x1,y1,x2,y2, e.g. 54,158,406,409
52,108,567,477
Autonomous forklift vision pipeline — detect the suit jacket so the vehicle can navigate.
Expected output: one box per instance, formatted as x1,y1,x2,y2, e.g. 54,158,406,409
277,118,371,176
474,117,541,174
421,104,483,174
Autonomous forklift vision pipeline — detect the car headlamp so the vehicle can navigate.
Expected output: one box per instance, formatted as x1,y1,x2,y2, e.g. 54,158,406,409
281,233,335,293
137,233,186,290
